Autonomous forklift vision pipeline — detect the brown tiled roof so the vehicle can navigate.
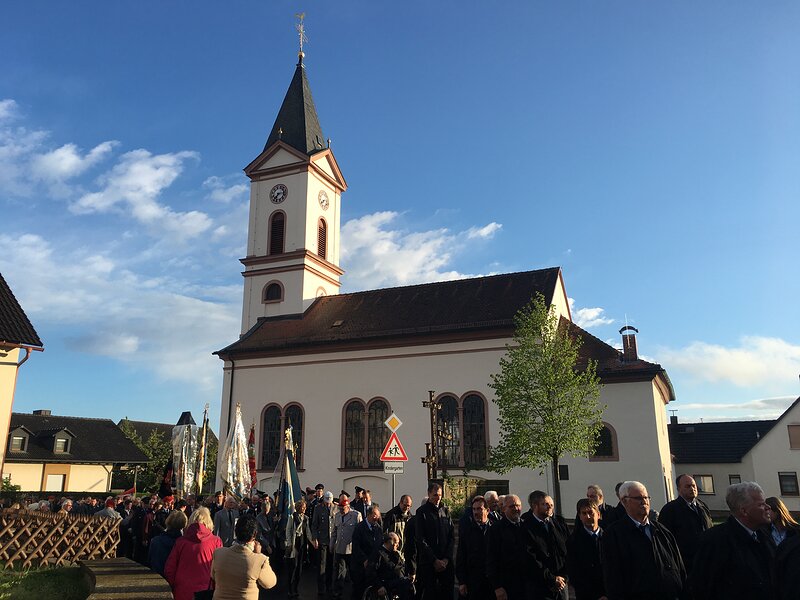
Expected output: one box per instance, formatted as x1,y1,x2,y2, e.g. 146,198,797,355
0,273,42,348
217,268,562,356
6,413,149,464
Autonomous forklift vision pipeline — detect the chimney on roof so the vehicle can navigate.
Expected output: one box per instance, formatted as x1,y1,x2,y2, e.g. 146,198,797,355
670,415,678,425
32,409,51,416
619,326,639,361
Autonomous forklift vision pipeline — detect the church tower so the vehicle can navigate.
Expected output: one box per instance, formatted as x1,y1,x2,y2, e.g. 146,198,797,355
239,49,346,334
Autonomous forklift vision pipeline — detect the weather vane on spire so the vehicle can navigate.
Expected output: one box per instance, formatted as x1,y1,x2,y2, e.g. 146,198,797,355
295,13,308,60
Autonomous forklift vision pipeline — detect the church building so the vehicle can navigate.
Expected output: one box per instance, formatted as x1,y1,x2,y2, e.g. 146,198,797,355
215,50,677,511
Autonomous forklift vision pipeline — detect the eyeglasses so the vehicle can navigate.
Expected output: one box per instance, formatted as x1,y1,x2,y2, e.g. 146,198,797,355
625,495,651,503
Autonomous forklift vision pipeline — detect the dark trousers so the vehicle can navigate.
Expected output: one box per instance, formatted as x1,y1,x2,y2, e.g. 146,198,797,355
418,563,454,600
318,544,334,592
334,553,351,598
386,577,415,600
463,578,494,600
287,555,304,596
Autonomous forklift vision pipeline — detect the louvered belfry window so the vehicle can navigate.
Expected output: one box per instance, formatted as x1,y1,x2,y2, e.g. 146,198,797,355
269,213,285,255
317,219,327,259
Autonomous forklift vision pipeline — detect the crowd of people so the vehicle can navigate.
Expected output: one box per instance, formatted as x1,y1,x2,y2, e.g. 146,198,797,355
4,475,799,599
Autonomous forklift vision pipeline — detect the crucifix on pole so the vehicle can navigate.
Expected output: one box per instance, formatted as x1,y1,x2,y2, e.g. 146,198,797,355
421,390,454,482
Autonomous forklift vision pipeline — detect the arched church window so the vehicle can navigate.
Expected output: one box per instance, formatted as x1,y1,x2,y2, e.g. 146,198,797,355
367,399,389,468
263,282,283,303
317,218,327,260
344,400,366,468
463,394,487,468
590,422,619,461
437,395,461,468
285,404,304,467
261,405,281,470
269,212,285,255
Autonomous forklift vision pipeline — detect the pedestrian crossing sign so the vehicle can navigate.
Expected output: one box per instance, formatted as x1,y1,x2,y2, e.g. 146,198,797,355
380,431,408,461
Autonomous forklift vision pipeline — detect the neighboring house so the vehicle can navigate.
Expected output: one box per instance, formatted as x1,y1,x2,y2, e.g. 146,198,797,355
0,273,43,472
213,53,679,512
3,411,149,493
668,396,800,512
117,417,218,447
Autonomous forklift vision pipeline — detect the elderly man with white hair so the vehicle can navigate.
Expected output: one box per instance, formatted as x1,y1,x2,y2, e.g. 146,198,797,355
484,490,501,522
689,481,774,600
601,480,685,599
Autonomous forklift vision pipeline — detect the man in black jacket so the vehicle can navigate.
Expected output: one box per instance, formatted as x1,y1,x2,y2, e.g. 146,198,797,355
521,490,569,600
485,494,530,600
689,481,775,600
351,504,384,600
601,480,686,600
456,495,493,600
566,498,605,600
658,474,712,577
383,494,413,559
368,532,415,600
414,482,454,599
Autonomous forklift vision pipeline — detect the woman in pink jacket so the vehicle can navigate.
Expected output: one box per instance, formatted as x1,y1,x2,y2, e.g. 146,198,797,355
164,507,222,600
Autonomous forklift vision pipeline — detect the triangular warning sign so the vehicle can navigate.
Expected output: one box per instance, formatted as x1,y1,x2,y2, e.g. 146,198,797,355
380,431,408,461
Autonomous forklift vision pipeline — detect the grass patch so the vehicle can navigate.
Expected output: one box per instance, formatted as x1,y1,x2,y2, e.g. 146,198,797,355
0,566,89,600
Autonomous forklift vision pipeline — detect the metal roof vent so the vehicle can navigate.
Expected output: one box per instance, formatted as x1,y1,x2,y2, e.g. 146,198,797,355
332,320,344,328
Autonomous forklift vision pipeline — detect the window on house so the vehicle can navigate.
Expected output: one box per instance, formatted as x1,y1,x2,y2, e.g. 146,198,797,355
729,474,742,485
437,395,461,469
261,406,282,470
269,212,285,255
285,405,304,467
10,436,26,452
263,282,283,302
463,394,487,468
367,399,389,468
779,472,800,496
54,438,69,453
590,422,619,461
788,425,800,450
317,219,327,260
344,401,365,468
693,474,715,494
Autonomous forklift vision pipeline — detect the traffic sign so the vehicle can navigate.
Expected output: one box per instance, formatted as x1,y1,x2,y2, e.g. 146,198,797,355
384,413,402,432
379,431,409,461
383,462,404,474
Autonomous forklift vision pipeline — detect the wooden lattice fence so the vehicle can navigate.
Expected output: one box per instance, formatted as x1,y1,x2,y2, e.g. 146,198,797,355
0,508,119,569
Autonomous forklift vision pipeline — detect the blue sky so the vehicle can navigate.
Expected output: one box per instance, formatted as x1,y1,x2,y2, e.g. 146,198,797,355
1,1,798,433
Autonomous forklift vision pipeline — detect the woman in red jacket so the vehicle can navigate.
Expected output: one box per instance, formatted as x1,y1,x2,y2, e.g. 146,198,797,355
164,506,223,600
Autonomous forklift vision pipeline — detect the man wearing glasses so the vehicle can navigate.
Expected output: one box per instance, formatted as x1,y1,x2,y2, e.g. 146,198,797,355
601,480,686,599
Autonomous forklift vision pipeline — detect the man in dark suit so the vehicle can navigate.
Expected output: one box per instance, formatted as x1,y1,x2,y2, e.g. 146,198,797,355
485,494,530,600
351,504,384,600
658,474,712,577
689,481,775,600
587,484,614,524
414,482,454,599
456,495,493,600
601,480,686,599
522,490,569,600
567,498,605,600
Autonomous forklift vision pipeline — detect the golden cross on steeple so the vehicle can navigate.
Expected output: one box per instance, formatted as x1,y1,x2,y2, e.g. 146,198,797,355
295,13,308,60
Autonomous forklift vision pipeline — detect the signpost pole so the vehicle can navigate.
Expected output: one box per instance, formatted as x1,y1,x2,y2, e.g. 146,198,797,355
392,474,396,506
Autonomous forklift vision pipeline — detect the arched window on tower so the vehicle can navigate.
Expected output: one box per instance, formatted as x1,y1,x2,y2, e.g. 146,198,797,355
284,404,304,467
269,212,285,255
261,405,282,470
437,395,461,468
344,400,366,468
367,399,389,467
463,394,487,468
590,422,619,461
263,281,283,303
317,218,327,260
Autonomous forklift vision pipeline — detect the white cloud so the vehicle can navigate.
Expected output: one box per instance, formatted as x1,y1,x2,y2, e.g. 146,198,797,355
568,298,615,329
72,149,211,239
0,99,18,121
658,336,800,390
203,175,248,203
31,141,117,180
466,222,502,240
341,211,496,289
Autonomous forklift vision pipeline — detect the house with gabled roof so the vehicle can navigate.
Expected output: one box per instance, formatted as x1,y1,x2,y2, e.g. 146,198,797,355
668,396,800,511
0,272,43,473
214,50,679,511
2,410,149,493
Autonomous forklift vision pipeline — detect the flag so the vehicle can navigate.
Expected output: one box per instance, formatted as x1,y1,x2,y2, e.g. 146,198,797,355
248,423,257,490
221,403,251,499
194,404,209,495
280,426,302,552
158,458,174,499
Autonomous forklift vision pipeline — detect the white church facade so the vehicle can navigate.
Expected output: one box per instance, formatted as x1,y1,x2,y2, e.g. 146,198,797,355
215,52,678,512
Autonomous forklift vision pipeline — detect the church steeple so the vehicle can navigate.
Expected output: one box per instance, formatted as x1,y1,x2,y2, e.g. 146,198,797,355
263,62,327,156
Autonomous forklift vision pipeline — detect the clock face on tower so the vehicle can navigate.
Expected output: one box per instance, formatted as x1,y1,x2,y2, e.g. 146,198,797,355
270,184,288,204
318,190,329,210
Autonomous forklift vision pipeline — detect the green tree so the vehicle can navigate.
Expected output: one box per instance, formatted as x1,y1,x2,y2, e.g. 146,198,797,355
118,419,171,494
488,292,604,515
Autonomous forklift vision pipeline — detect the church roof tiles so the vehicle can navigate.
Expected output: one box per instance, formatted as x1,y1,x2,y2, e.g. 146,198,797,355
0,272,42,348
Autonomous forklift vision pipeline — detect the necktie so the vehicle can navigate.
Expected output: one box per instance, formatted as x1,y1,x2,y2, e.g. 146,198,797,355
638,523,650,539
752,532,758,542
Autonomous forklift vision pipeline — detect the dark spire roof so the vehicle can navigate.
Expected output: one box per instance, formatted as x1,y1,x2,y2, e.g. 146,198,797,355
0,272,42,348
264,60,326,155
